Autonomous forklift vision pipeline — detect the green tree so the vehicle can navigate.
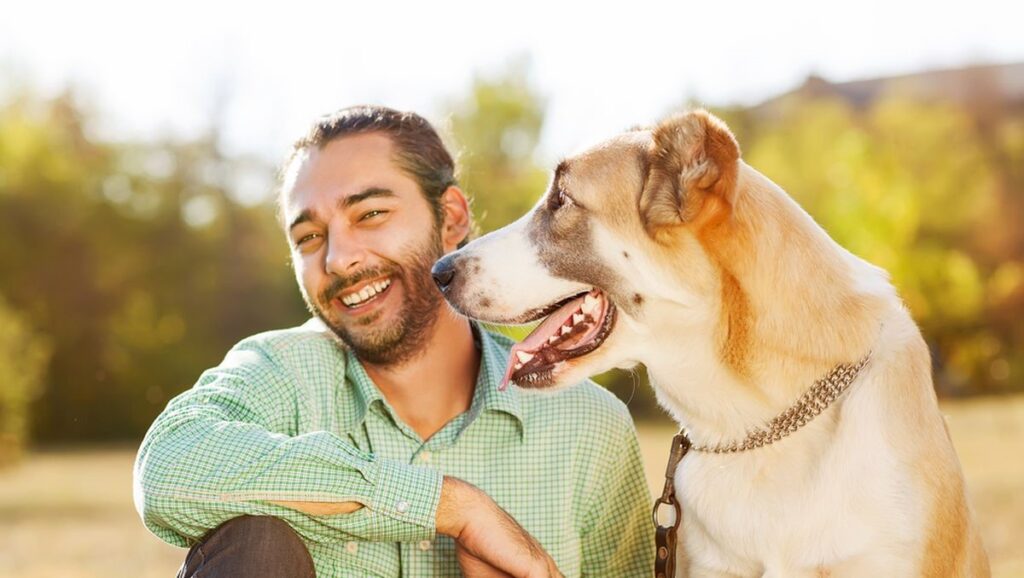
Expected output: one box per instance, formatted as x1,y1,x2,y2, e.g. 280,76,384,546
744,96,1009,393
0,88,307,443
0,294,51,465
446,60,550,235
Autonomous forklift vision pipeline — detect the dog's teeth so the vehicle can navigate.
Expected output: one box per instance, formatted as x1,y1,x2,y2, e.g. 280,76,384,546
547,335,558,344
582,295,598,314
515,351,535,363
561,325,572,336
572,313,584,325
514,362,523,370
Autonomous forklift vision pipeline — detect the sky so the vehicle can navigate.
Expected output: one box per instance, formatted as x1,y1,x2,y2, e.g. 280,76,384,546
2,0,1023,165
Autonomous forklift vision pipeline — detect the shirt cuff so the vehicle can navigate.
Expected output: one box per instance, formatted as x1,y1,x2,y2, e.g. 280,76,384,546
366,457,443,542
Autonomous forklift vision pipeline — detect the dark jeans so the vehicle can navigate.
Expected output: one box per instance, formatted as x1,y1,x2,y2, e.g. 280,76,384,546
177,516,316,578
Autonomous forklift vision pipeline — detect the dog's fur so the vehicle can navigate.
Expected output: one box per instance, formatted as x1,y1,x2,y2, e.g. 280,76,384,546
437,110,990,577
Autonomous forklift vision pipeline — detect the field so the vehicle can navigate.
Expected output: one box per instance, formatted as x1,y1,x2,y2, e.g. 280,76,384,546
1,396,1021,577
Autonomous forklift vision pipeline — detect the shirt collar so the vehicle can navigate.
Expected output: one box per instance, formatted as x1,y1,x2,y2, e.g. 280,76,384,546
339,322,524,438
470,324,524,433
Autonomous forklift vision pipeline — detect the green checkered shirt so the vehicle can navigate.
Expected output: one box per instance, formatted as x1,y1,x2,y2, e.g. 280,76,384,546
134,318,653,577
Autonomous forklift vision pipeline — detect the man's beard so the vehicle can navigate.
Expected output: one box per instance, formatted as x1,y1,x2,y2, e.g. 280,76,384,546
305,228,446,367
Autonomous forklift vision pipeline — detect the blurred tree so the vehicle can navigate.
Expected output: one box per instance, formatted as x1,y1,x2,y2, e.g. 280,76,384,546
0,294,51,466
0,89,307,443
744,96,1017,394
446,59,550,235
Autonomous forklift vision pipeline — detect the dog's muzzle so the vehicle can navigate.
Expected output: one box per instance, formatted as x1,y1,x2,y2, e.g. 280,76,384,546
431,254,457,293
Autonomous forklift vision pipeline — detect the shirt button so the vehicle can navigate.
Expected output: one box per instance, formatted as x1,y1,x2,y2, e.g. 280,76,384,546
418,451,432,463
396,500,410,514
418,540,432,551
345,541,358,554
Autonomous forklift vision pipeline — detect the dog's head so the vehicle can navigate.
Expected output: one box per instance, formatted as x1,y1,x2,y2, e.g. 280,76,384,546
433,110,741,389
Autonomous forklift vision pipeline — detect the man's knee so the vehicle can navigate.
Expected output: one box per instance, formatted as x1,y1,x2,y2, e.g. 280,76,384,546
178,516,315,578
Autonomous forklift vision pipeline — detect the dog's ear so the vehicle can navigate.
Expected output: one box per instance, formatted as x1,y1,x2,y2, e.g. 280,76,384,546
639,110,740,237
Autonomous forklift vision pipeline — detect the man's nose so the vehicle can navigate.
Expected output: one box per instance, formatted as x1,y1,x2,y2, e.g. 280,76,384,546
431,255,456,292
325,231,366,276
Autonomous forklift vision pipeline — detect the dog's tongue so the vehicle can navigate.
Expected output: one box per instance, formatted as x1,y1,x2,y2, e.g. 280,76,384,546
500,294,588,390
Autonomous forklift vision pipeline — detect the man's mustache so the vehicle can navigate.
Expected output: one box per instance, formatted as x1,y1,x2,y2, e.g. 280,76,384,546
318,266,397,304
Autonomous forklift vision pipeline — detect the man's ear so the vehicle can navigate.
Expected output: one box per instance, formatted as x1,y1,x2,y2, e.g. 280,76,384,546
639,109,740,238
439,185,471,252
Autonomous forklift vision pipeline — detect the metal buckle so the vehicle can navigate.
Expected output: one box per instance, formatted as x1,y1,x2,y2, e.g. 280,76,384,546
652,495,681,530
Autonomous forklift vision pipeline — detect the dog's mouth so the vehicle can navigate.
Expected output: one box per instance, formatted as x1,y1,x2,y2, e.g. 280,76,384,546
501,289,617,390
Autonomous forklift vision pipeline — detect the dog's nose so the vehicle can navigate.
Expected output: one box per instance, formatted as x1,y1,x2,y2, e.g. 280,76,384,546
431,255,457,292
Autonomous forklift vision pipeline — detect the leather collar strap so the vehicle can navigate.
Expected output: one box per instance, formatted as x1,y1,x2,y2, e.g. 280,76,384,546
652,432,691,578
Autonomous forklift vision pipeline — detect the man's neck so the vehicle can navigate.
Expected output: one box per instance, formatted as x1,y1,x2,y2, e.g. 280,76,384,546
362,310,480,442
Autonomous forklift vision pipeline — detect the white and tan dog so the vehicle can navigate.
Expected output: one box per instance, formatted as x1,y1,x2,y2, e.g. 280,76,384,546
432,110,989,577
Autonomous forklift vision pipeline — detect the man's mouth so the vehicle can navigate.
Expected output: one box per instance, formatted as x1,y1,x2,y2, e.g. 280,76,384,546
501,289,616,390
335,277,393,310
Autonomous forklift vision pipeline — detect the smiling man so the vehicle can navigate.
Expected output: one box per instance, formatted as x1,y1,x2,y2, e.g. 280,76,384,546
133,105,653,577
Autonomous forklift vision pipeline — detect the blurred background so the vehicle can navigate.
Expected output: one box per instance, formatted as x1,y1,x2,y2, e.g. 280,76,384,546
1,1,1022,576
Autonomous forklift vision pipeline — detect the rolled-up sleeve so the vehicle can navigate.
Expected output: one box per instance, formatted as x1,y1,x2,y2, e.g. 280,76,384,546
133,341,442,547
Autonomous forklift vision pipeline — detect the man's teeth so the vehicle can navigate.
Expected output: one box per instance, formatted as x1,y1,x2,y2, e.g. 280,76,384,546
341,278,391,307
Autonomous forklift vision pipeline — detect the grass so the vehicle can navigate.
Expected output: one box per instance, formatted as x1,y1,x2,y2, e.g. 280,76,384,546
1,396,1021,577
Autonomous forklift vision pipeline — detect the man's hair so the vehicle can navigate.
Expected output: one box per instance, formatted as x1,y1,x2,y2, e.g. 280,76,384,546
280,105,470,246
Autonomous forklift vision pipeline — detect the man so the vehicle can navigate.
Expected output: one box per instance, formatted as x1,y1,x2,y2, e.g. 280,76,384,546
134,105,653,577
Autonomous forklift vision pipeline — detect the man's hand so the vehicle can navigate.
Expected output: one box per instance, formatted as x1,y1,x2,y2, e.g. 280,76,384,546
436,477,562,578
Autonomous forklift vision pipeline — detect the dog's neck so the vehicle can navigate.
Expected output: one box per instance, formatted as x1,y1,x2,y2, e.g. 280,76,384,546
641,164,891,445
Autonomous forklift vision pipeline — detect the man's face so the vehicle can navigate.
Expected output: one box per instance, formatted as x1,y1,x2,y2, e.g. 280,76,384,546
281,133,447,365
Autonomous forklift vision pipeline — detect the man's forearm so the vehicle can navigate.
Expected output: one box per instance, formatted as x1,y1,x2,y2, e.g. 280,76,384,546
435,476,476,537
136,399,441,545
273,478,475,534
435,476,563,577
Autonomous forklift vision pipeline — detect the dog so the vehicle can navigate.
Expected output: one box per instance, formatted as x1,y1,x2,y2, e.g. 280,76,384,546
432,110,990,577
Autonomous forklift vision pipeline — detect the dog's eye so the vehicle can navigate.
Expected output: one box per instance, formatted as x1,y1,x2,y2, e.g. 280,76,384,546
551,188,574,211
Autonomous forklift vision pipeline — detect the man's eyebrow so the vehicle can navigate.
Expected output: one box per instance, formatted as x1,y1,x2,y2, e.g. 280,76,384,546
288,209,316,232
340,187,395,209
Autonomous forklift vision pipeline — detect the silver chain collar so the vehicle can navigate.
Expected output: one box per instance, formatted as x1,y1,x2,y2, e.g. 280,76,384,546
691,353,872,454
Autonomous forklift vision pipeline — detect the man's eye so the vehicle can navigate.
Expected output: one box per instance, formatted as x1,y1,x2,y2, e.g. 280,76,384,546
359,209,388,221
295,233,321,246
